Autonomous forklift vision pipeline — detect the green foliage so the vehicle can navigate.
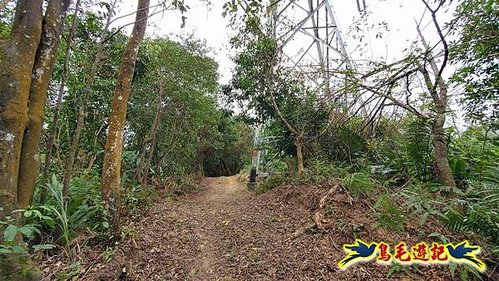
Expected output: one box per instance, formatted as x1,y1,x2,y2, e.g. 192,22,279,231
386,262,410,278
401,182,444,227
44,175,71,244
310,117,369,164
374,194,406,233
0,1,14,39
341,172,376,197
448,262,483,281
43,9,129,179
121,183,154,218
65,171,107,233
257,172,289,193
449,125,499,180
0,212,55,255
306,159,337,179
129,37,221,177
442,166,499,249
450,0,499,123
405,118,433,181
57,262,82,281
203,110,253,177
29,172,109,245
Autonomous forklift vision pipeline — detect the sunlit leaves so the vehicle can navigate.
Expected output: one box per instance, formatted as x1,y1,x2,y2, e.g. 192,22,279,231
449,0,499,124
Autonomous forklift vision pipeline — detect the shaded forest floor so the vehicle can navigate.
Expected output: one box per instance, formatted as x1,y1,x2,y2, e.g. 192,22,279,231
38,176,485,280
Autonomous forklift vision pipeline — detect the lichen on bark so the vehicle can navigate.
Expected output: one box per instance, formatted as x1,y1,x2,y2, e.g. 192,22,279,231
101,0,150,240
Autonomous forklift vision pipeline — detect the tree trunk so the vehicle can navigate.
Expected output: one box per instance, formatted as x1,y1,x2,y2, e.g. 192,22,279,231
0,1,59,279
270,94,305,176
197,127,207,177
142,89,164,185
62,0,116,197
154,155,164,178
135,137,147,181
432,113,455,187
17,0,71,208
139,84,163,185
86,154,96,170
0,0,44,223
41,1,81,203
101,0,149,240
295,134,304,176
415,7,456,189
143,137,157,185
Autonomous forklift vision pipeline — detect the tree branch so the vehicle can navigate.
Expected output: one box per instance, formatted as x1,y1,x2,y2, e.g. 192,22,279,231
420,0,449,98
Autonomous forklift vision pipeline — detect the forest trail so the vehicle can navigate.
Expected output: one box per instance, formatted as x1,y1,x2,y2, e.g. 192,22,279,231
184,176,251,279
74,176,454,281
120,175,253,280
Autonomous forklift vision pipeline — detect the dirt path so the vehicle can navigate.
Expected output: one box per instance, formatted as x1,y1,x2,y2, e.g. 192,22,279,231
186,176,251,279
75,175,455,281
114,176,275,280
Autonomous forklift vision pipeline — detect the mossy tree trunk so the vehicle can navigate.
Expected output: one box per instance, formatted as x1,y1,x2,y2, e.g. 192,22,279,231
17,0,71,208
0,0,69,279
0,0,44,226
101,0,150,240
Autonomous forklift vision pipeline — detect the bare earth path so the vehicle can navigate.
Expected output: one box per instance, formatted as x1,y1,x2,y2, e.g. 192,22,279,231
78,175,454,281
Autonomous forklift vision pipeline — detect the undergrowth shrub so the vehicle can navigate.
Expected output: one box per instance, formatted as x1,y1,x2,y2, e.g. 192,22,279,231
405,118,434,181
442,166,499,254
374,194,406,233
67,171,107,233
122,183,155,218
0,211,55,254
342,172,376,197
257,172,288,193
401,182,445,227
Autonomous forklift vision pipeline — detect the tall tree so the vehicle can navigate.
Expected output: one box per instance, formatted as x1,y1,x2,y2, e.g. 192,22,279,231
0,0,70,279
101,0,150,239
17,0,71,208
353,0,456,188
0,0,70,222
416,4,456,188
41,0,82,202
63,0,117,197
129,38,219,179
227,33,308,175
0,0,44,225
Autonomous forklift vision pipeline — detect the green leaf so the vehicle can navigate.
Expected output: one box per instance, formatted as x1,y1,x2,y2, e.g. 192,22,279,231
4,225,17,242
18,226,34,239
11,245,27,254
32,244,55,252
32,210,43,219
42,216,55,228
23,210,32,218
